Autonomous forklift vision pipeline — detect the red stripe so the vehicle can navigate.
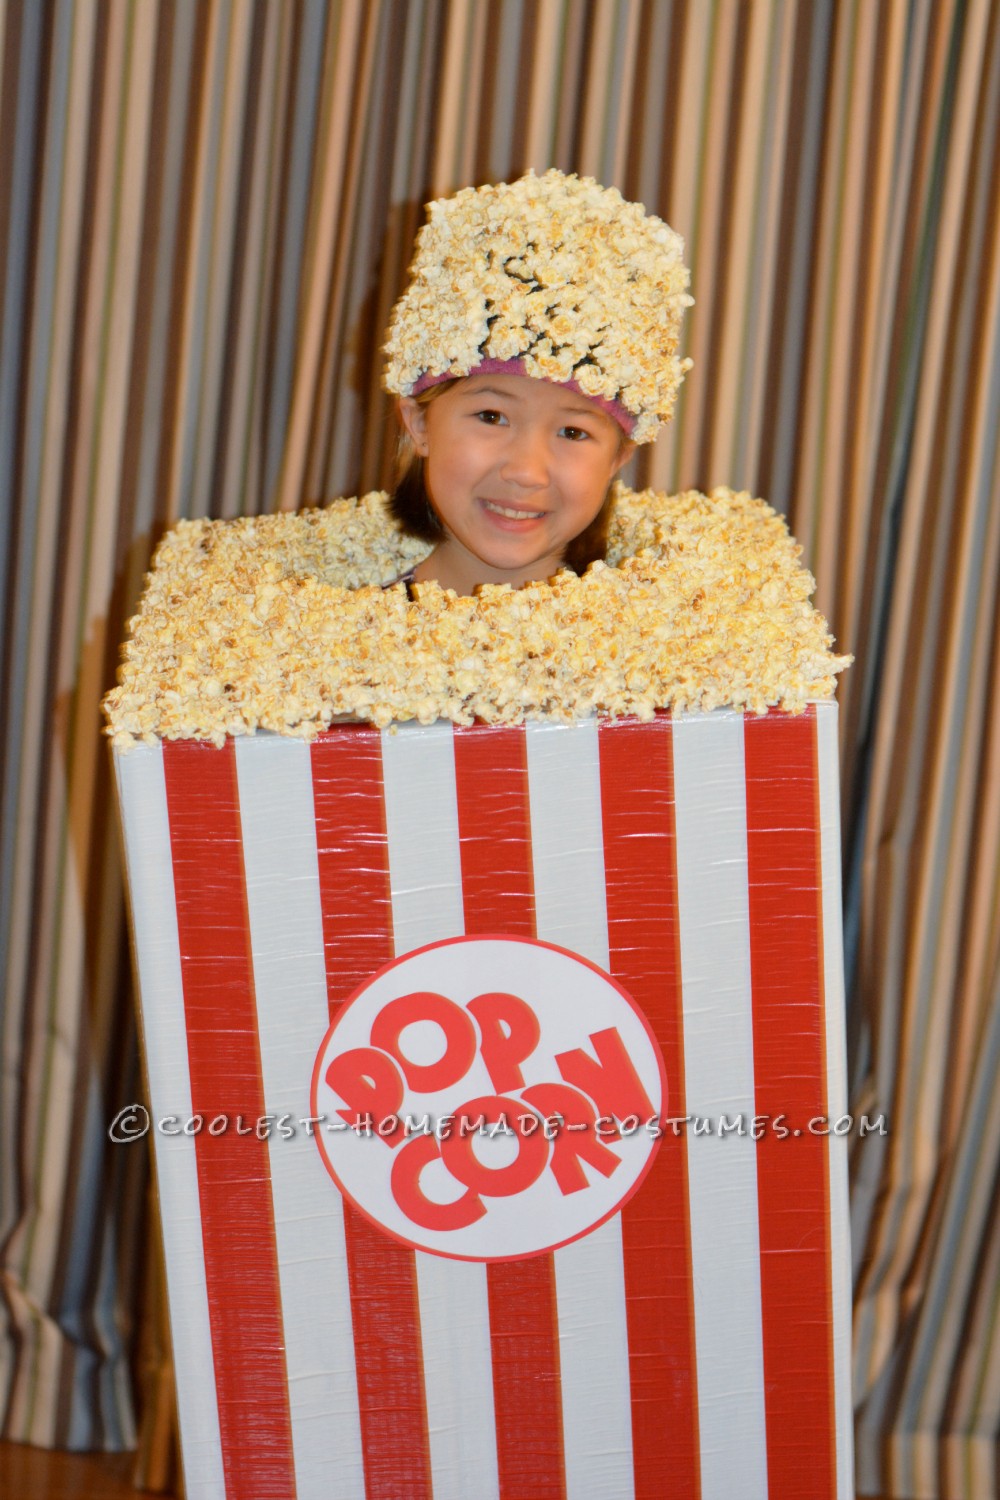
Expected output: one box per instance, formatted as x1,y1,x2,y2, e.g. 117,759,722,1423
162,740,296,1500
311,728,432,1500
598,716,701,1500
453,724,566,1500
744,709,836,1500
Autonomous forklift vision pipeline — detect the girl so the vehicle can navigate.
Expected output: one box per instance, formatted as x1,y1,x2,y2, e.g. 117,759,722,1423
381,169,692,594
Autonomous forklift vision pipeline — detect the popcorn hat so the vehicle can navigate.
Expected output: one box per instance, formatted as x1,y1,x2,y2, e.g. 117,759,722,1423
383,169,693,443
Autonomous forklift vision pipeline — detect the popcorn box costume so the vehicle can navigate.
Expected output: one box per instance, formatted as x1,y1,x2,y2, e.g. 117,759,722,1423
107,172,853,1500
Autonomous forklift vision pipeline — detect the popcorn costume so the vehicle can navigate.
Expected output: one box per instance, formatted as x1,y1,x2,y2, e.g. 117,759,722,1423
105,171,855,1500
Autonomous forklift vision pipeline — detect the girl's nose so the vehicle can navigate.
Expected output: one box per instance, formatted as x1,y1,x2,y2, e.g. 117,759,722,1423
499,428,549,488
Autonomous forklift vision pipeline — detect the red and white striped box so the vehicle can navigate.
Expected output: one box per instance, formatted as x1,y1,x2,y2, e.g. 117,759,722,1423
115,705,852,1500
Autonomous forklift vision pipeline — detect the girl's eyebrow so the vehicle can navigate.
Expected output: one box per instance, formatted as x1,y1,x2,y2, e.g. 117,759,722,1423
462,383,604,422
460,384,522,402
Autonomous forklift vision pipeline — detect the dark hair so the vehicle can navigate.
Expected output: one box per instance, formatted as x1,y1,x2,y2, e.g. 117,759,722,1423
388,448,447,542
389,383,618,576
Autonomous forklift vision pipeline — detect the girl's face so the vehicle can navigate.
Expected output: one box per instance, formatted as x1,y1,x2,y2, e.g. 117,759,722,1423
398,374,633,593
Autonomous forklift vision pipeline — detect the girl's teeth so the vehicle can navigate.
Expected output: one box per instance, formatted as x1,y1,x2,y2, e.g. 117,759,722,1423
484,500,544,519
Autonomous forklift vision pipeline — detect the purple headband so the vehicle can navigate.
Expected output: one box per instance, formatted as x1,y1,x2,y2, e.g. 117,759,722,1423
411,357,637,438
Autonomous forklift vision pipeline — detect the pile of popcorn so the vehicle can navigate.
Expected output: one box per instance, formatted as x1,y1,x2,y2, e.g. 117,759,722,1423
383,170,692,443
103,485,851,750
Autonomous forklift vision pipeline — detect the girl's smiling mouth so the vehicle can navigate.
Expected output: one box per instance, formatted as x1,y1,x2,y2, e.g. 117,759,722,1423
480,498,547,522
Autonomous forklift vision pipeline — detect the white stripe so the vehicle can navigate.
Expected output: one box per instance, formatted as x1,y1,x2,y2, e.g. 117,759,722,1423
380,722,500,1500
816,702,856,1500
526,719,635,1500
114,745,225,1500
671,712,769,1500
235,735,366,1499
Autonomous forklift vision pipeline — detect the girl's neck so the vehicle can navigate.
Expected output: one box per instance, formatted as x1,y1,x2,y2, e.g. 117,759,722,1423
413,540,564,595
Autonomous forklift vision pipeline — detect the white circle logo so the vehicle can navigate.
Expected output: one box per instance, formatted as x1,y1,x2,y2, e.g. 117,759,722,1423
311,936,667,1261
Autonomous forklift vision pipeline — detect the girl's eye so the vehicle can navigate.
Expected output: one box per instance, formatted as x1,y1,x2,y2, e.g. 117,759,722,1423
560,425,590,442
474,408,507,425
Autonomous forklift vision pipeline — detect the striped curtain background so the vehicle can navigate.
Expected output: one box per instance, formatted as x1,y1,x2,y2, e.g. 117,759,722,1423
0,1,997,1496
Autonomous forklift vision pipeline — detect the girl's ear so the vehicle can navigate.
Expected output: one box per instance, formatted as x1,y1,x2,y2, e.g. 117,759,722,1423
398,396,429,456
611,440,635,476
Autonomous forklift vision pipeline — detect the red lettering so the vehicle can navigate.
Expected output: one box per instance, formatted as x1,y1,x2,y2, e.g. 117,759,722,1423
370,991,476,1092
441,1095,549,1198
467,991,540,1092
555,1027,655,1123
325,1047,404,1147
521,1082,621,1195
390,1134,485,1231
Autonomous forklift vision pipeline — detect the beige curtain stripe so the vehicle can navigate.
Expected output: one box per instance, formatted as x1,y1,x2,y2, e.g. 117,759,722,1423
670,0,725,492
430,0,480,196
814,0,881,623
550,0,586,174
628,0,672,208
477,0,518,180
309,2,385,501
609,0,644,188
855,0,905,559
790,0,856,580
522,0,565,172
190,0,257,522
274,0,364,512
216,1,282,518
123,0,200,542
161,0,224,526
641,0,693,496
736,0,799,496
252,0,311,507
836,0,908,733
707,0,777,492
461,0,492,193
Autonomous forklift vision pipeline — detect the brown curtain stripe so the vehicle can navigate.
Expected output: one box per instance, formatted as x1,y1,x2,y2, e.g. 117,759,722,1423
0,3,997,1494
